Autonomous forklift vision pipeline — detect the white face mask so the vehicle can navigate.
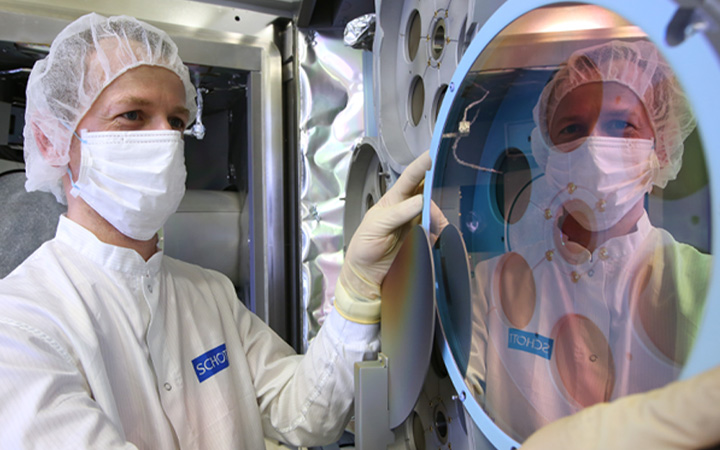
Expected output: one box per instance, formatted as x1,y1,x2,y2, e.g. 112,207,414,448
68,129,186,241
544,136,659,231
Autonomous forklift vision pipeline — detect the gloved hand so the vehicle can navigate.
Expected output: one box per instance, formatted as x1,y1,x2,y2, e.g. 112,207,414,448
521,366,720,450
427,197,450,245
334,151,432,324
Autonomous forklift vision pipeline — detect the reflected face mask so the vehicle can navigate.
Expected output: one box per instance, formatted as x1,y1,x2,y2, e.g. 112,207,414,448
68,129,186,241
544,136,659,231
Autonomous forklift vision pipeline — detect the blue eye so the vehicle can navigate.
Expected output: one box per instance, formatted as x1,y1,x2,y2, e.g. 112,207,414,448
560,124,580,135
559,123,588,138
608,120,632,130
604,119,640,138
121,111,140,121
550,121,589,147
169,117,186,130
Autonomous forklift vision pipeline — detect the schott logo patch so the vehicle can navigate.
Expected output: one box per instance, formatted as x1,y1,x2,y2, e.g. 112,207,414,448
192,344,229,382
508,328,554,360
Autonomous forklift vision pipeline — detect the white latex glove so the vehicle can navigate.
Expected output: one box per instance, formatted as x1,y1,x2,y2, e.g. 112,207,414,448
334,151,432,323
521,366,720,450
427,197,450,245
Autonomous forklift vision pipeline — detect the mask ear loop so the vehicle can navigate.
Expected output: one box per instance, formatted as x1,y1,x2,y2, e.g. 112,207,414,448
65,167,79,192
59,121,88,144
646,139,661,190
59,121,88,196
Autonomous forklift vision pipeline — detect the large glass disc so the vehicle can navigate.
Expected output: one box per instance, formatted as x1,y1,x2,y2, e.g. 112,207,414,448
427,3,712,444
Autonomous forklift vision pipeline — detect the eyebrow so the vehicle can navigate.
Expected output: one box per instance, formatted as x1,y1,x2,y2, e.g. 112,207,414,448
550,113,588,128
171,105,191,118
553,113,585,123
106,96,190,117
601,108,642,121
114,96,152,107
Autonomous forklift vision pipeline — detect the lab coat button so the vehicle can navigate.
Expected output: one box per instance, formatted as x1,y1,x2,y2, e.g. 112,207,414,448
597,199,606,212
598,247,609,260
147,284,153,293
164,382,172,391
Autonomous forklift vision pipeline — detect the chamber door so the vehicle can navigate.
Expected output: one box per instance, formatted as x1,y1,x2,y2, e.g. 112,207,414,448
424,1,718,447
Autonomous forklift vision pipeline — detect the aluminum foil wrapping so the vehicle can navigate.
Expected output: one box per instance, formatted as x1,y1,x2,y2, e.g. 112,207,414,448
343,13,375,50
298,30,366,349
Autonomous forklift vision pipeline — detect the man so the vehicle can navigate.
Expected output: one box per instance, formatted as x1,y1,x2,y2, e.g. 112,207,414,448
0,13,431,449
464,39,710,441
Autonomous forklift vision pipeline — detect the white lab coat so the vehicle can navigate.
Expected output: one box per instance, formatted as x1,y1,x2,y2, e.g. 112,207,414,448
465,212,709,442
0,215,379,449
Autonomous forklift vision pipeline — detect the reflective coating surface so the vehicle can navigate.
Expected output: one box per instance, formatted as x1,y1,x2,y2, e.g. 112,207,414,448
428,5,712,443
381,225,435,428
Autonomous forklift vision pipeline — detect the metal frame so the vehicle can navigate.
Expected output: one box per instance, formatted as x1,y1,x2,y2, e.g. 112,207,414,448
0,0,281,37
423,0,720,447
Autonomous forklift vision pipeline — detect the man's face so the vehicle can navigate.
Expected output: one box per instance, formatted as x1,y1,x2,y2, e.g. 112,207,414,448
67,65,189,177
548,81,654,150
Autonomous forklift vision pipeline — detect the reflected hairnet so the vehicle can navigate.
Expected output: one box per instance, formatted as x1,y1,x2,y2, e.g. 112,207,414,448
532,40,696,188
23,13,197,203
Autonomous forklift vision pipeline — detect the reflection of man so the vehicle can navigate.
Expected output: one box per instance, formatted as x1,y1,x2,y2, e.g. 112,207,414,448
465,40,709,441
0,14,430,448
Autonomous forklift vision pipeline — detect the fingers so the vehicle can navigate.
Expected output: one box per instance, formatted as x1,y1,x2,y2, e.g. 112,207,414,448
522,366,720,450
429,200,449,235
372,194,424,233
382,151,431,205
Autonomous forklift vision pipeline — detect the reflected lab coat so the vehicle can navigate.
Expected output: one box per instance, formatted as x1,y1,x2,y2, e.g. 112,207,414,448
0,216,379,449
466,212,709,441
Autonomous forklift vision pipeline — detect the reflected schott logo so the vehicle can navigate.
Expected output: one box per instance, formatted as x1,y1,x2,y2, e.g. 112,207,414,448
192,343,229,382
508,328,554,360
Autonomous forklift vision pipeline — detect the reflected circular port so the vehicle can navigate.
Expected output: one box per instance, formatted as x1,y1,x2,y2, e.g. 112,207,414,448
409,75,425,126
434,407,448,442
431,18,446,60
432,84,449,126
406,9,421,62
377,167,387,195
458,19,477,61
365,193,375,211
411,411,426,450
493,147,532,224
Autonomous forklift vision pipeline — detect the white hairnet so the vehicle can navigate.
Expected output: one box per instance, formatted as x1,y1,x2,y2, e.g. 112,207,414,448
23,13,197,203
532,40,696,188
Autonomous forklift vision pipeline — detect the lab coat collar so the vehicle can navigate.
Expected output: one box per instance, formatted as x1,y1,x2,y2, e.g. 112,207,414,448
549,210,653,270
602,210,652,259
55,215,163,276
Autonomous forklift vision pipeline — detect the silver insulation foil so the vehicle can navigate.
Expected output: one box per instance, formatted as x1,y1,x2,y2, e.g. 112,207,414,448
298,30,366,349
343,13,375,50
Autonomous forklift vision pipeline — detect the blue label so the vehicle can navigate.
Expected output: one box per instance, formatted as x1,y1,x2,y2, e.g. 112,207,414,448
192,344,229,383
508,329,554,360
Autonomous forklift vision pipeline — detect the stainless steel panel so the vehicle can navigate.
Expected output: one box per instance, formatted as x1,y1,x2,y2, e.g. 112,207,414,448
0,0,279,37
